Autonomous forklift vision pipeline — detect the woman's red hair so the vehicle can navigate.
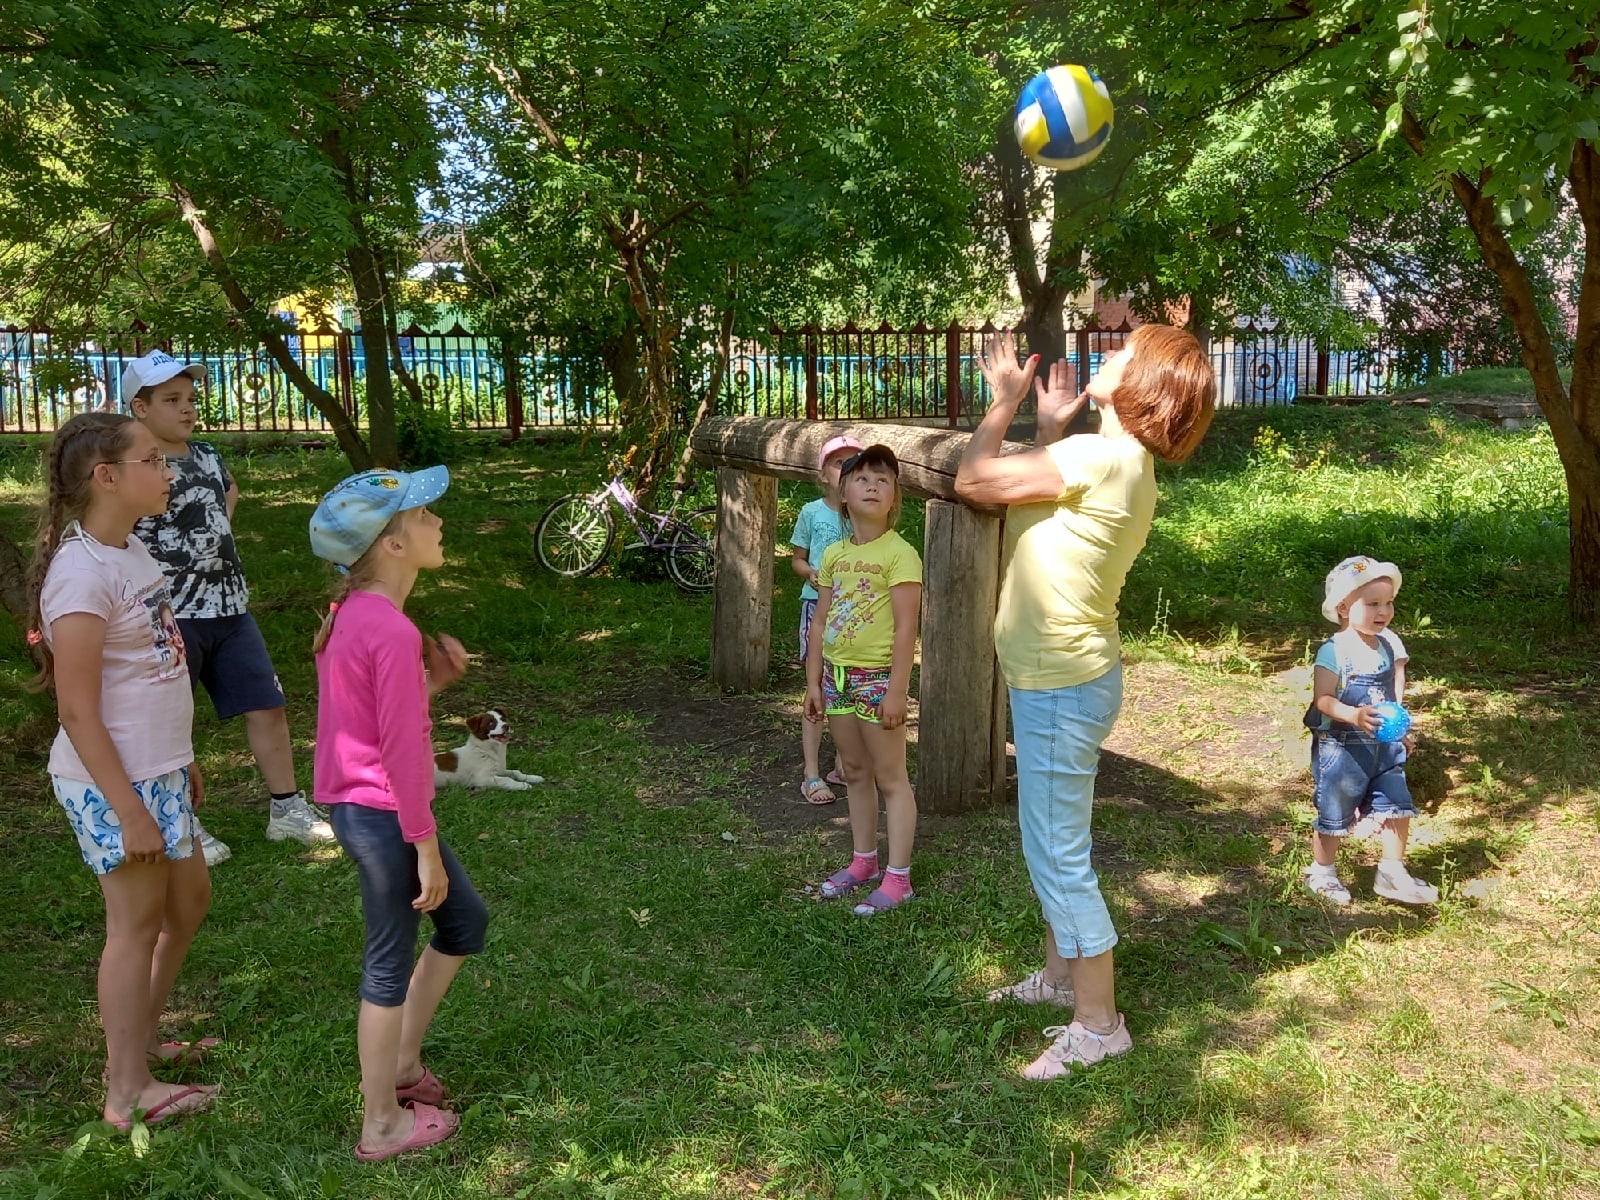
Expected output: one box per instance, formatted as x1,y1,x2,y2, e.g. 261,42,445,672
1108,324,1216,462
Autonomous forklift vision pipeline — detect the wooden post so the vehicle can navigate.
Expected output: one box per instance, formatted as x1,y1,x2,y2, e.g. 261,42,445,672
917,499,1007,812
710,467,777,691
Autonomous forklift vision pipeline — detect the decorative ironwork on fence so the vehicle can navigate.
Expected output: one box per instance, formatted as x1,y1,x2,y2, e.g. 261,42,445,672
0,318,1448,436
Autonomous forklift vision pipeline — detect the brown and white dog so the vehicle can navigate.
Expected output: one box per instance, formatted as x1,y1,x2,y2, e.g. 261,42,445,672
433,709,544,791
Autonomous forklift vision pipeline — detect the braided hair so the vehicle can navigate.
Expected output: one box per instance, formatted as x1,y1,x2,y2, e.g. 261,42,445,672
25,413,138,689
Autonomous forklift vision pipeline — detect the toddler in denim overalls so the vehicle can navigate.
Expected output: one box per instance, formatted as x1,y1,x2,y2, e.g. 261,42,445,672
1301,556,1438,907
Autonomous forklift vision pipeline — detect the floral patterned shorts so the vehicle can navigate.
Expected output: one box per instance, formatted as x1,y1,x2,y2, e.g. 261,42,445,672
822,660,893,723
52,767,199,875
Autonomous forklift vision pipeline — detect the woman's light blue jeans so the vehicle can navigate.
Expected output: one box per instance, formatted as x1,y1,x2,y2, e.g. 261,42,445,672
1009,663,1123,959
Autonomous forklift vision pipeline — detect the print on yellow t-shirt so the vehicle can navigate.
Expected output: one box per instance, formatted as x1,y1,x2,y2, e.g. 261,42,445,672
817,530,924,668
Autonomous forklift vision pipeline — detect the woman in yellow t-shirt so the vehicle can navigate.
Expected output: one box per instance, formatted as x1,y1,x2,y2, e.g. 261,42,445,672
956,326,1215,1079
803,445,924,916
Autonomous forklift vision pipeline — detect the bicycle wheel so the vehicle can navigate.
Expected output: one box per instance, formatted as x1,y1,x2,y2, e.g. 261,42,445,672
534,495,616,577
666,505,718,592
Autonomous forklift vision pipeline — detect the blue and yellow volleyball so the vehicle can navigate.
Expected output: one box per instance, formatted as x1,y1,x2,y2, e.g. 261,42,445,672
1014,65,1114,171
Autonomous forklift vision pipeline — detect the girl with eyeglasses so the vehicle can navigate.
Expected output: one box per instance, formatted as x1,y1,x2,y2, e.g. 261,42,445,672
25,412,217,1130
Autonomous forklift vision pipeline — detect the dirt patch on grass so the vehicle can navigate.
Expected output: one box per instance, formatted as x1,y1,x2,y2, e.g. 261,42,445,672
604,657,1317,843
604,662,922,840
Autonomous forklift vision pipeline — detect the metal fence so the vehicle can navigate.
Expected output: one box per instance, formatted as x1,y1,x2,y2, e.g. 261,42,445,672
0,319,1451,436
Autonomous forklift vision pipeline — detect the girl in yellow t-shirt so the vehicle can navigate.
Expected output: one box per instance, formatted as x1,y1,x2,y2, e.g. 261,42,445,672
803,445,923,915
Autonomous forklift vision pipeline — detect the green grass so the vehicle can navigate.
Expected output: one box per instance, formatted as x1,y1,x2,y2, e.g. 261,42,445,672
1417,365,1566,398
1,405,1598,1199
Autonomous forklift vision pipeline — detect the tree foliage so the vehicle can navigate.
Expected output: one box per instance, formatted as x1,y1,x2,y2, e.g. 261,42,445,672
446,0,997,494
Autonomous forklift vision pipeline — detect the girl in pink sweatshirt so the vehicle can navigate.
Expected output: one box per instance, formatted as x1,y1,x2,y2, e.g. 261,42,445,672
309,466,484,1163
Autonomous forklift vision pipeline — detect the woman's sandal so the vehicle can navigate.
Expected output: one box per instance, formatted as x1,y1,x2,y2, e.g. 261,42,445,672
799,776,837,805
819,866,882,899
354,1101,459,1162
109,1083,217,1131
396,1065,445,1106
826,767,846,787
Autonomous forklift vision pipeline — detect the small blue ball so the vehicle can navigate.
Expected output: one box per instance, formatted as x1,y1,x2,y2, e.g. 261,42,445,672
1372,701,1411,742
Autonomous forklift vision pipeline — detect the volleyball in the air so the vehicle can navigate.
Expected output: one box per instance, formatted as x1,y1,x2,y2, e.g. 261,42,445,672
1014,65,1114,171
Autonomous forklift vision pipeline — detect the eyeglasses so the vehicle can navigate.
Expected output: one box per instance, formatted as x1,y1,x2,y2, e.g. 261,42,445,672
100,452,169,471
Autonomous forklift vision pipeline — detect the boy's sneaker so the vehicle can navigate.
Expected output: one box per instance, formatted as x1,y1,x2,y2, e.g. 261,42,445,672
1303,864,1351,906
266,793,336,844
1374,862,1438,905
194,823,232,867
1021,1016,1133,1080
987,969,1075,1007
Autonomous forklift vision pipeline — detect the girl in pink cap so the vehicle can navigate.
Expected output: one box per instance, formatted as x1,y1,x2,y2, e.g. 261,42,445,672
789,435,860,804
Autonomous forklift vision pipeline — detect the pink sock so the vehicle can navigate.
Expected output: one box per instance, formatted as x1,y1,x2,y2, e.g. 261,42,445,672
880,865,912,899
848,851,879,881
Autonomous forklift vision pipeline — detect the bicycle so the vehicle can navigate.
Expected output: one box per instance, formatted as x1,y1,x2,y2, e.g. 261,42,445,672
533,475,717,592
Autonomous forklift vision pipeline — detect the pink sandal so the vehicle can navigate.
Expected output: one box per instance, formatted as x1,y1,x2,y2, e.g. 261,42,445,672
109,1083,217,1130
820,866,881,899
800,776,837,805
396,1065,445,1106
354,1101,459,1162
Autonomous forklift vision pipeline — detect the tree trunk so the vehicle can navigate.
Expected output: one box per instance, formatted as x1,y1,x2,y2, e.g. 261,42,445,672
1402,111,1598,626
1559,409,1600,624
347,241,401,467
0,527,28,623
674,303,737,489
376,245,426,409
173,185,372,469
611,239,681,505
601,323,642,426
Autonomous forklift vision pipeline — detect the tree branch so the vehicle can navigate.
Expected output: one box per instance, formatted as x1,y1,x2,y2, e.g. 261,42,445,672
172,183,372,467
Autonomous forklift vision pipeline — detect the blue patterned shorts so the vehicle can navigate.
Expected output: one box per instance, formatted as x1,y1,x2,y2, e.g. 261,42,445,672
52,768,200,875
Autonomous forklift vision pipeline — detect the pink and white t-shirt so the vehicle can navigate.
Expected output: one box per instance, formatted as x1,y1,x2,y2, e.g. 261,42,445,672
40,531,195,783
313,589,437,843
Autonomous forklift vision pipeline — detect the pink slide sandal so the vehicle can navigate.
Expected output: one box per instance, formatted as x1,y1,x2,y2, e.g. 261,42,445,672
354,1101,459,1162
396,1065,445,1106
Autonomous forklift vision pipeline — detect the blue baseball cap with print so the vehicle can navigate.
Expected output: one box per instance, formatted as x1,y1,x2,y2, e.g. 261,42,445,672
309,466,450,569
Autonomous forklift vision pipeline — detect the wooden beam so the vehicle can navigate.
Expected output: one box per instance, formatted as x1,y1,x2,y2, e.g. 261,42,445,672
691,416,1029,512
916,500,1008,812
710,467,777,691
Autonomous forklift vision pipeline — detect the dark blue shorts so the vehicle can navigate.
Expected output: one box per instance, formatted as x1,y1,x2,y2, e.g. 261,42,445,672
178,614,287,720
330,802,489,1007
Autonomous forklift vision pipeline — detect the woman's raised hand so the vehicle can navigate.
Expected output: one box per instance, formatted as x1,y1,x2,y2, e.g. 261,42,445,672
977,330,1040,409
1035,358,1089,439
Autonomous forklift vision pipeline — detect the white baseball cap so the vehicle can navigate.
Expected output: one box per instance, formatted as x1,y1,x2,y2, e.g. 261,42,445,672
120,350,207,404
1322,555,1402,623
